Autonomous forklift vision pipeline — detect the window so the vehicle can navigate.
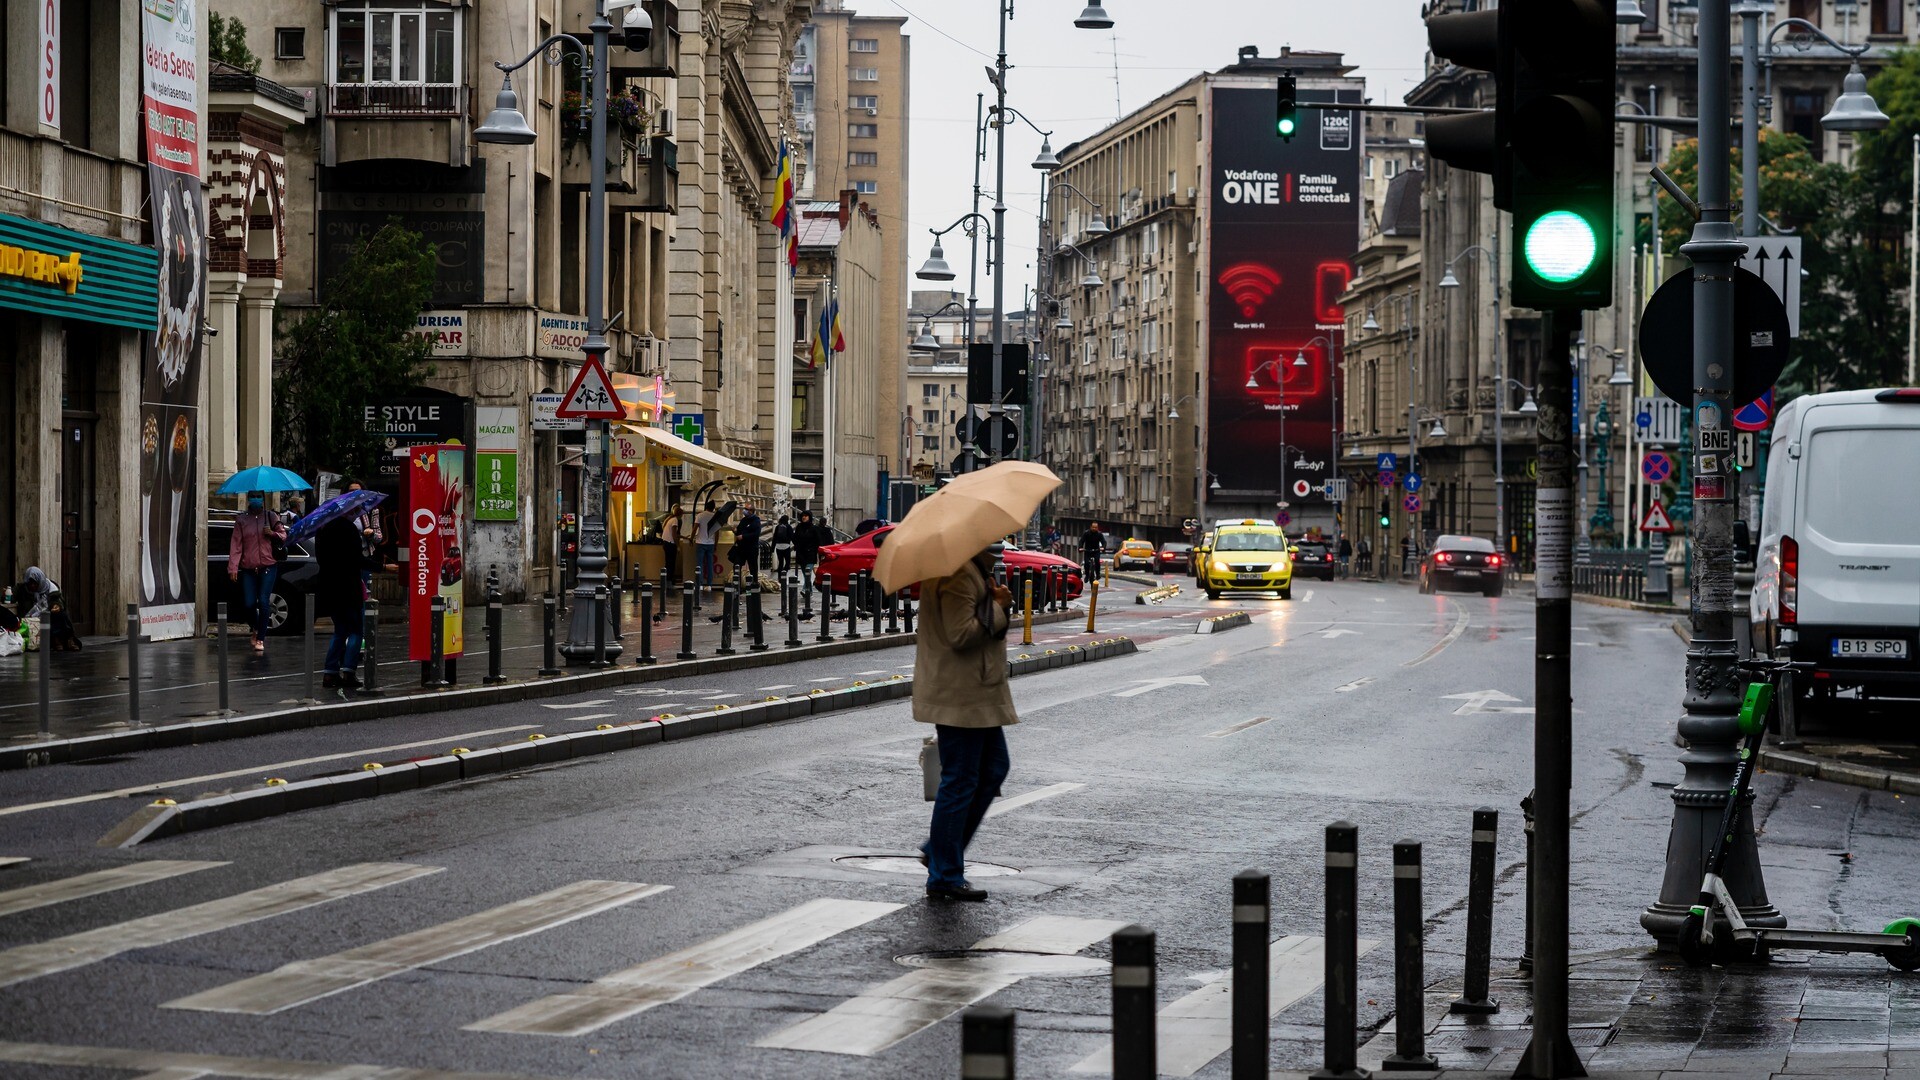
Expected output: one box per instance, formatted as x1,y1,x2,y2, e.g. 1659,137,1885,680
1873,0,1903,34
1784,89,1827,160
331,3,458,86
850,95,879,110
923,383,940,400
851,68,880,82
921,436,941,451
1788,0,1819,25
922,409,939,425
276,27,307,59
854,180,878,194
851,38,880,52
848,123,878,138
795,299,811,343
848,151,878,166
1638,0,1662,35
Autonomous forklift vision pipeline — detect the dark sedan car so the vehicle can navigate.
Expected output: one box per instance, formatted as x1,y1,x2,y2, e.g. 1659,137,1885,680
1291,540,1338,581
1419,534,1505,597
206,516,320,634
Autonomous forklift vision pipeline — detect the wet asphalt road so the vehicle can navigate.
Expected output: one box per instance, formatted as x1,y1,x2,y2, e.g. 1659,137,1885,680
2,576,1914,1079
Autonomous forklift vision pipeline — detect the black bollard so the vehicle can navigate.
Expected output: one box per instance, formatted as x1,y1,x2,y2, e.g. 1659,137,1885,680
1520,791,1536,975
611,580,624,638
425,595,447,688
818,581,835,643
1452,807,1501,1014
748,587,768,652
360,599,384,696
871,579,883,637
636,584,657,665
539,594,562,676
38,614,52,736
845,573,863,640
303,596,318,702
961,1006,1016,1080
592,585,609,668
730,571,743,633
658,567,672,623
902,593,916,633
485,588,505,684
717,585,738,656
886,590,900,633
801,566,815,615
126,604,141,724
1111,925,1157,1080
1382,841,1438,1071
786,578,803,648
1232,870,1269,1080
678,581,697,660
215,601,231,714
1314,821,1363,1080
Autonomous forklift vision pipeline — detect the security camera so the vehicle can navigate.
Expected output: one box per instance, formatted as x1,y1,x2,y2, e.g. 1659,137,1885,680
621,4,653,51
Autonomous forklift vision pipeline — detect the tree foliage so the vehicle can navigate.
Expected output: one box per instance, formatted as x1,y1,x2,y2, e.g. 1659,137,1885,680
273,223,436,483
208,14,261,73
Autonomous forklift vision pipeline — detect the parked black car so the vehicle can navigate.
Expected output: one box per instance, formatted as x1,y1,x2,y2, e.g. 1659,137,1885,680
206,514,320,634
1418,534,1505,597
1291,540,1338,581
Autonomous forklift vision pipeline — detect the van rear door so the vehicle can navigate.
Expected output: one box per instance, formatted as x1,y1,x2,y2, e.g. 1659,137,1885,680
1797,412,1920,683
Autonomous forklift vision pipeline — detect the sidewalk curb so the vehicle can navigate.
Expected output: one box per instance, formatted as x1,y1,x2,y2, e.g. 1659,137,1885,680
1194,612,1251,635
3,609,1092,772
1573,593,1683,615
111,637,1143,846
1759,746,1920,796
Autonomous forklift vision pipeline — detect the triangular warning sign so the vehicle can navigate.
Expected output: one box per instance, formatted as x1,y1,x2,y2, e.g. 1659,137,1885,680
1640,499,1674,534
555,355,624,419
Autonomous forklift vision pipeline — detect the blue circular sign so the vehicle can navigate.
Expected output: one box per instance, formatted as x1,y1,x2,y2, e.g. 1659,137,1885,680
1404,474,1423,493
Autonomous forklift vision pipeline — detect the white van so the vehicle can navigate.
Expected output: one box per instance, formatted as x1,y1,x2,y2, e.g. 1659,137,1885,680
1751,388,1920,712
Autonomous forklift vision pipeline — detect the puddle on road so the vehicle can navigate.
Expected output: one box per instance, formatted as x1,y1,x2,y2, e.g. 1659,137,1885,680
832,855,1021,878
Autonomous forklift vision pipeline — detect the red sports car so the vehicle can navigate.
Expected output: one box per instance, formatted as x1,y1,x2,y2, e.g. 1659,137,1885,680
813,526,1085,600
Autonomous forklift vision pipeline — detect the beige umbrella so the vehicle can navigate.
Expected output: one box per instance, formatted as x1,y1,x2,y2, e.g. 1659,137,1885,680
873,460,1063,592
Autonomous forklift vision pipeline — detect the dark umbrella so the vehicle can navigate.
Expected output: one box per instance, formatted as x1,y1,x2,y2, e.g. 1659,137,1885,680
286,489,388,544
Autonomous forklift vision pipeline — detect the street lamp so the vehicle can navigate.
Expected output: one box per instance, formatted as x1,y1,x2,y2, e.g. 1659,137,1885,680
1075,3,1114,29
476,0,649,665
911,300,966,355
1052,180,1110,238
1438,244,1511,551
1056,240,1104,288
1590,400,1618,545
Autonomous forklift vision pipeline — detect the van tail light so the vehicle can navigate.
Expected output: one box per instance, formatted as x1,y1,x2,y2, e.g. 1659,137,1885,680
1780,534,1798,627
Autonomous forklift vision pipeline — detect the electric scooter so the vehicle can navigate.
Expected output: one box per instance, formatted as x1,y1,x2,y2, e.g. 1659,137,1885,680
1678,657,1920,970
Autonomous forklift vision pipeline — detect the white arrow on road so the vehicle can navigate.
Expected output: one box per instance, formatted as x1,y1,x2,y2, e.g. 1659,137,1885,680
1113,675,1209,698
1317,629,1361,639
1442,690,1533,716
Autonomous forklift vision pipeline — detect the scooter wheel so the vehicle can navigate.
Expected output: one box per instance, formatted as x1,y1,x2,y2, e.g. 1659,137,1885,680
1883,918,1920,971
1677,913,1710,968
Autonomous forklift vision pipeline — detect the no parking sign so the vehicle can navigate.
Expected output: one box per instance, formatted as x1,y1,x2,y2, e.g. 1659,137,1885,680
1404,493,1422,513
1641,451,1674,484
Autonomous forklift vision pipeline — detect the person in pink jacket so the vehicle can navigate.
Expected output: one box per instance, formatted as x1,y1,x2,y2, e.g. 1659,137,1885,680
228,493,288,652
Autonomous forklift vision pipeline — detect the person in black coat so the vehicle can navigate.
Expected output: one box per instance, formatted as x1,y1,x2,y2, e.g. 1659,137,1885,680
794,509,824,570
771,515,796,575
315,516,379,690
732,507,764,583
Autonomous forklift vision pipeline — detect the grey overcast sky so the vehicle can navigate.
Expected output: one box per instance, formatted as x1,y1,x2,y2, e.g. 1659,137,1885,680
858,0,1432,308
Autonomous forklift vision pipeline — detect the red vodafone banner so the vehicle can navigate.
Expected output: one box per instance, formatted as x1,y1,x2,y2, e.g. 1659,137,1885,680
408,445,467,661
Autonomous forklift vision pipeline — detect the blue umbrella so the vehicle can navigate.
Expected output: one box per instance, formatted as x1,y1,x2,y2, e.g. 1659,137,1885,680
287,489,388,544
218,465,312,495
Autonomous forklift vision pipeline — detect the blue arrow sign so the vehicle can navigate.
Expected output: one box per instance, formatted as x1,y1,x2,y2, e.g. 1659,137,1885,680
1404,473,1423,493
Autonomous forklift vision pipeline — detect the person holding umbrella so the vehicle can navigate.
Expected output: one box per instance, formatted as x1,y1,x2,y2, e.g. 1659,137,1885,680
315,514,380,690
874,460,1061,902
228,492,287,653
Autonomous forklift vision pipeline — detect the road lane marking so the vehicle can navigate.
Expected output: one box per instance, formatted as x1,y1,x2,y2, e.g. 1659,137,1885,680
1112,675,1208,698
1317,628,1360,639
1333,678,1375,693
1203,717,1271,739
696,693,742,701
984,782,1085,818
468,898,901,1037
758,684,796,691
1068,934,1380,1076
0,726,541,818
758,915,1127,1056
855,670,888,676
540,700,612,709
1403,604,1471,668
0,858,26,868
0,860,228,918
1442,690,1533,715
0,1039,568,1080
1301,590,1315,602
569,714,617,723
0,863,440,989
809,677,843,683
165,880,665,1015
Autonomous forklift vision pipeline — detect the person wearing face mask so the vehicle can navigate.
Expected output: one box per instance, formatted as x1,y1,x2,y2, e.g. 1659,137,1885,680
228,493,288,652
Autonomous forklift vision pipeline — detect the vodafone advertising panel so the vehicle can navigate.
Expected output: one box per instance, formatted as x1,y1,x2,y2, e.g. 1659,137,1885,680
408,445,466,662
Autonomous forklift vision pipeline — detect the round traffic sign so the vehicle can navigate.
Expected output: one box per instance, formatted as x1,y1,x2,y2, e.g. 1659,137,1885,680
1638,266,1790,407
1377,470,1397,488
1276,511,1292,527
1404,473,1423,493
1641,451,1673,484
1404,493,1422,513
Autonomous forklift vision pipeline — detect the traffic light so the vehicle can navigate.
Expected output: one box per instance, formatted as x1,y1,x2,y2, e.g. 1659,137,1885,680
1507,0,1615,309
1275,74,1298,141
1379,502,1391,528
1423,7,1510,208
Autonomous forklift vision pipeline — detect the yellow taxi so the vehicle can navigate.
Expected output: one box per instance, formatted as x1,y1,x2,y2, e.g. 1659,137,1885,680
1198,521,1296,600
1114,538,1158,571
1191,529,1215,580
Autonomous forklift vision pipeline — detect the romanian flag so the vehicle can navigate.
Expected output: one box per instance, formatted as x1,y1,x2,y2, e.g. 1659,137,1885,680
787,231,799,271
829,302,846,354
810,306,829,369
771,142,793,233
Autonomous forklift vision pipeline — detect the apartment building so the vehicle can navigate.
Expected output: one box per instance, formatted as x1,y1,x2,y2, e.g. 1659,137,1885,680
791,194,885,535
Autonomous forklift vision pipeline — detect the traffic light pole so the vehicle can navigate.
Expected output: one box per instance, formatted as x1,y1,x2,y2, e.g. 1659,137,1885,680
1641,0,1783,948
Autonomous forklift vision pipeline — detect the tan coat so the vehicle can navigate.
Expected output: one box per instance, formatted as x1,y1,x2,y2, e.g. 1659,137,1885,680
912,556,1017,728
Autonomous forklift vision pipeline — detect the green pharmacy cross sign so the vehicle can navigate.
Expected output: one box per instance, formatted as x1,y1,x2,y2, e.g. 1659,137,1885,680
673,414,705,446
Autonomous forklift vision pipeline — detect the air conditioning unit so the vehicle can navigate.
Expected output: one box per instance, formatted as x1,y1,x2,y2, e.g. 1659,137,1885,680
1186,186,1198,199
866,106,878,116
289,87,319,119
666,464,691,485
1187,241,1198,254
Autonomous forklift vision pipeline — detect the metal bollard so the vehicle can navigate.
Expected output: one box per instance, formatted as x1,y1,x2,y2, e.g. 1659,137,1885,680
303,596,318,702
886,590,900,633
636,584,657,665
730,571,744,633
1232,870,1269,1080
801,566,815,615
1520,791,1536,975
485,588,506,684
748,586,768,652
659,567,672,621
871,579,883,637
592,585,609,668
216,602,231,714
611,580,624,638
1382,841,1438,1071
425,595,447,688
786,578,803,648
1086,581,1100,633
678,581,697,660
845,573,863,640
961,1006,1016,1080
902,594,915,633
1111,925,1157,1080
126,604,142,724
1021,579,1034,646
818,581,835,643
361,599,383,696
1452,807,1501,1014
1317,821,1363,1080
539,594,562,676
38,613,53,735
1051,569,1063,612
717,585,738,656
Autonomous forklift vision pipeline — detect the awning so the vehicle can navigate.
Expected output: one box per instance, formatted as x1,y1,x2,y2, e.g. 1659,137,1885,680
621,423,816,501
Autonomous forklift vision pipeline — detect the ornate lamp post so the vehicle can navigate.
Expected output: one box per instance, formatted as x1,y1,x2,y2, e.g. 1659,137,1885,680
1588,401,1616,547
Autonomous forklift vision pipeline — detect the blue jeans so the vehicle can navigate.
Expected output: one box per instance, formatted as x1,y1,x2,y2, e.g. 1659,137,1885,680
237,566,278,641
925,725,1010,889
697,543,717,586
324,602,363,675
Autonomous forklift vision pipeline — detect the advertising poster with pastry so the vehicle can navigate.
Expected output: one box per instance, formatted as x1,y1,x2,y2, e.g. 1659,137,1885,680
139,0,207,639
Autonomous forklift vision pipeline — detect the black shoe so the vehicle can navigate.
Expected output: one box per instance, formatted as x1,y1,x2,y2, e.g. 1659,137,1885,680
321,673,342,690
926,882,988,902
340,671,363,690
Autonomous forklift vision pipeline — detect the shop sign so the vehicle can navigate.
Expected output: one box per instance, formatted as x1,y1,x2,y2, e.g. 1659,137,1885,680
410,310,470,356
408,445,466,662
536,311,589,361
612,430,647,462
612,465,638,492
474,407,519,522
531,392,584,431
38,0,58,134
0,212,159,331
0,243,82,293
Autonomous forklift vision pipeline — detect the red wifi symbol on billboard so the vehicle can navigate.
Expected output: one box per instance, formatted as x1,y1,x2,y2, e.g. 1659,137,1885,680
1219,262,1281,319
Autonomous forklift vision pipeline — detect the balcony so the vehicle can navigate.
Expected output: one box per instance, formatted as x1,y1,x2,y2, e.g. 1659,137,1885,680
325,84,470,166
563,0,680,78
327,83,465,117
605,136,679,215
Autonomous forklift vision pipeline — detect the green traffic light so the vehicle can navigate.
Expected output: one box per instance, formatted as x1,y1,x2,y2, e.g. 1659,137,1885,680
1523,210,1599,284
1277,117,1296,136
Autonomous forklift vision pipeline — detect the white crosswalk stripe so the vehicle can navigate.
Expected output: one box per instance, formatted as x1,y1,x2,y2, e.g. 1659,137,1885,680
0,860,228,919
467,897,901,1037
758,915,1126,1056
0,1038,567,1080
0,863,439,990
0,858,26,869
1068,934,1378,1076
985,782,1085,818
163,880,666,1015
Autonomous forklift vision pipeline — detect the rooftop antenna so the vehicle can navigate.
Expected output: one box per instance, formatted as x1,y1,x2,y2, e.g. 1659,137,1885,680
1109,32,1122,120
